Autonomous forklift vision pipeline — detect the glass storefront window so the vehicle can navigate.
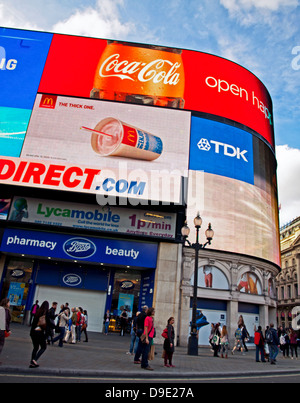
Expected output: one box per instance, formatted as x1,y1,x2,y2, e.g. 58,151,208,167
109,269,141,332
0,257,33,323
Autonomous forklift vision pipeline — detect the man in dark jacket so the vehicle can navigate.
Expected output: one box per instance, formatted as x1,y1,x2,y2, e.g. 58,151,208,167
267,323,279,365
133,305,148,364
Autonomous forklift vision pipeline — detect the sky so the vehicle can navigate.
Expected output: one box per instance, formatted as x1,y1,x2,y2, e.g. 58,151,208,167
0,0,299,226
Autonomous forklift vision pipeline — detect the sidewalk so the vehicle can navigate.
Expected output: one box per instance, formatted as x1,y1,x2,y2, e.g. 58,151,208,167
0,323,300,379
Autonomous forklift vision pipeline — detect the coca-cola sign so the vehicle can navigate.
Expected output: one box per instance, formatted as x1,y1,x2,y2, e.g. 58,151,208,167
38,34,274,148
98,53,181,85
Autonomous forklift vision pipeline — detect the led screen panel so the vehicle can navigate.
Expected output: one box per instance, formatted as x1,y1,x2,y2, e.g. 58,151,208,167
189,117,254,185
187,171,280,266
0,94,190,203
38,34,274,148
187,117,279,266
0,28,53,156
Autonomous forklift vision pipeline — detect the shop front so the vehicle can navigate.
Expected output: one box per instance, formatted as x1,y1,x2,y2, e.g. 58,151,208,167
0,227,158,332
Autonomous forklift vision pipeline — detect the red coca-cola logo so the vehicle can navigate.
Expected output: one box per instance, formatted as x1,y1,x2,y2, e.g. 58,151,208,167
98,53,182,86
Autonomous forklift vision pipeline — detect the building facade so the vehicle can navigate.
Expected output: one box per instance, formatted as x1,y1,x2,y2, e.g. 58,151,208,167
276,217,300,329
0,28,280,347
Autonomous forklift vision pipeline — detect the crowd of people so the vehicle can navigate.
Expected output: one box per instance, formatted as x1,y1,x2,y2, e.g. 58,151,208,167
28,300,89,368
208,315,300,365
124,305,175,370
1,298,300,371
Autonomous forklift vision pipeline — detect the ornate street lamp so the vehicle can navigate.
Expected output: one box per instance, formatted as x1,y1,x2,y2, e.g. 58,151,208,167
181,213,214,356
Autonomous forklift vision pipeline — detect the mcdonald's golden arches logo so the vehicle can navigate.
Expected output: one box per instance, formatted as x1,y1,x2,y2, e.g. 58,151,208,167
39,94,57,109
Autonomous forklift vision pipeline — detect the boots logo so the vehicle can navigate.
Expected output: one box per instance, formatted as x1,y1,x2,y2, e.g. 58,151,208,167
62,274,82,287
197,138,248,162
99,54,181,86
63,237,96,259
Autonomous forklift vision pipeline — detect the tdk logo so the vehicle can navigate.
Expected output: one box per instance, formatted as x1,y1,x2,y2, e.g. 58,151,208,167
197,138,248,162
0,47,17,71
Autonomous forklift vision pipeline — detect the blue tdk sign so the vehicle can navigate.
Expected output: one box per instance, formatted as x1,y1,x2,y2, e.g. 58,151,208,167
189,117,254,185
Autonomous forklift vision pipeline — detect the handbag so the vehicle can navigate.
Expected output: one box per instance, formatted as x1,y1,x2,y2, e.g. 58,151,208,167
161,328,168,339
140,324,153,343
37,315,47,330
4,331,10,338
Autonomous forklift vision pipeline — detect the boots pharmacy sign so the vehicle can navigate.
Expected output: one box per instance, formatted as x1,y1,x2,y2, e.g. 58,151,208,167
1,228,158,268
8,197,176,239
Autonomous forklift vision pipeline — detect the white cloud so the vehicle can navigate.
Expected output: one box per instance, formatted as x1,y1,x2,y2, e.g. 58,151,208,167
220,0,299,12
220,0,300,27
51,0,134,39
276,145,300,226
0,4,40,30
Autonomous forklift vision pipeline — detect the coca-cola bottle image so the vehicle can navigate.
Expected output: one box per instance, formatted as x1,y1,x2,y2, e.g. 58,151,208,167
90,41,185,109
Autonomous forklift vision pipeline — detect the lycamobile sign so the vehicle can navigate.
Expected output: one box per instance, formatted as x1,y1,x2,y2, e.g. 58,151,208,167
8,197,176,239
37,203,120,222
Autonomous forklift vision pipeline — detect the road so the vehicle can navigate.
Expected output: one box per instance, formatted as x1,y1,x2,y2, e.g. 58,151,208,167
1,371,300,384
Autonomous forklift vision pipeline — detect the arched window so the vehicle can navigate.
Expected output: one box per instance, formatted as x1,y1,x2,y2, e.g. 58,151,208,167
191,265,229,290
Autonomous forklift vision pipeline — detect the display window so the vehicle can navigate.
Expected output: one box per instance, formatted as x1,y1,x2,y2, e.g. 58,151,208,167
109,269,141,333
0,257,33,323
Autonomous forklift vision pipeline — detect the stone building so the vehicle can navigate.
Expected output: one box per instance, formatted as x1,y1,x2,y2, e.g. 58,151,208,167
276,217,300,329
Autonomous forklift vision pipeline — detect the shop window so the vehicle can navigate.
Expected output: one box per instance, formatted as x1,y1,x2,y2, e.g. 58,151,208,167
0,257,33,323
109,269,141,332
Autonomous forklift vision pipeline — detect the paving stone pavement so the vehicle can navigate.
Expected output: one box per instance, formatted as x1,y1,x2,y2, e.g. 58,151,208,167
0,323,300,380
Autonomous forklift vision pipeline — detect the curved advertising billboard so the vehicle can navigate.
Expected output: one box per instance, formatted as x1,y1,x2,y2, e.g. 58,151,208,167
0,28,280,265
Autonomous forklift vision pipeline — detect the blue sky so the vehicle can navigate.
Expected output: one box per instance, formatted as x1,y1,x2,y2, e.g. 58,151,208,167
0,0,299,225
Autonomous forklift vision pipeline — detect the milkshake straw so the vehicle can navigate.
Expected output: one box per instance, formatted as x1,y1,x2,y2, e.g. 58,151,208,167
80,126,113,137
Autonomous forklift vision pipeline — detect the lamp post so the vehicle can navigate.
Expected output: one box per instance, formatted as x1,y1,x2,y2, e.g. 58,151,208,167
181,213,214,356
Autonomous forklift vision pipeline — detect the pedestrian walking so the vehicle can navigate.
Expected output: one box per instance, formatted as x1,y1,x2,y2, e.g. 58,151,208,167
289,329,298,360
81,310,88,342
133,305,148,364
220,325,229,358
127,311,139,355
29,300,49,368
46,302,57,345
29,300,39,326
52,308,70,347
232,325,244,355
140,307,155,370
279,328,290,358
64,307,77,344
208,323,215,351
0,298,11,359
75,307,82,342
212,323,221,357
266,323,279,365
104,310,110,335
162,317,175,367
254,326,266,362
241,325,250,352
120,308,128,336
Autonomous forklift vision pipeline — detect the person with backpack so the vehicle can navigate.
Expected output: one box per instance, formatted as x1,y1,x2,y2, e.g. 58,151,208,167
254,326,266,362
232,325,244,355
266,323,279,365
